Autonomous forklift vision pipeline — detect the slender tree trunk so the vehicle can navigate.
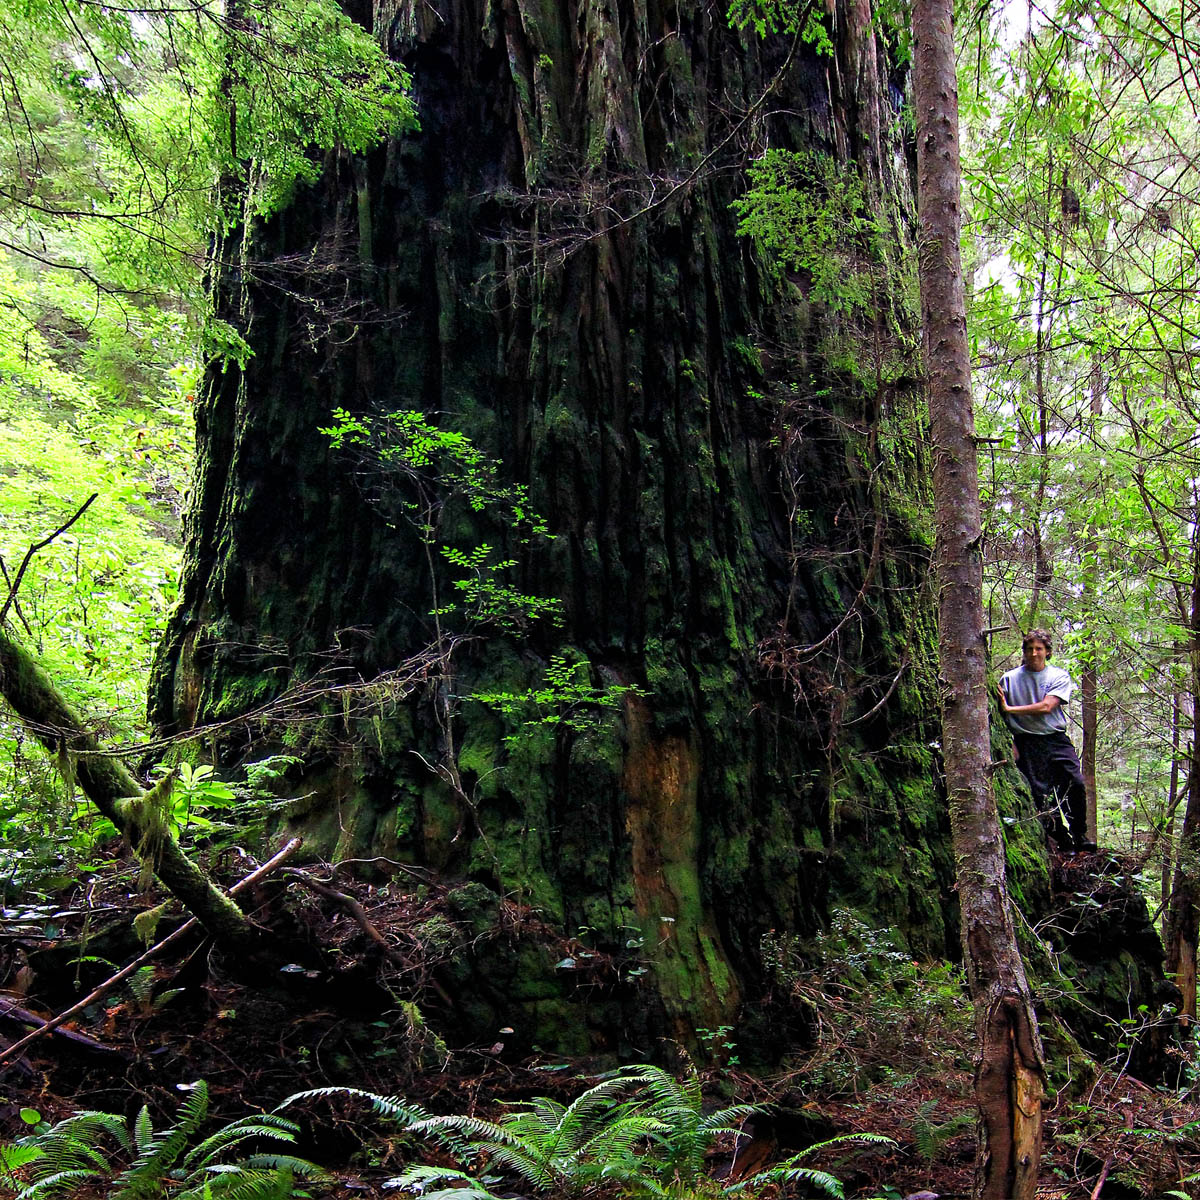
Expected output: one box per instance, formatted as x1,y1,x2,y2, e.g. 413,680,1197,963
911,1,1046,1195
0,629,263,957
1080,360,1104,843
1163,687,1184,915
1024,251,1051,630
1165,517,1200,1023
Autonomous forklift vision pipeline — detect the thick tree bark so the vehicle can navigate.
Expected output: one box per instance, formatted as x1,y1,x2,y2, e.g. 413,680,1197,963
0,629,262,958
911,0,1046,1195
151,0,956,1047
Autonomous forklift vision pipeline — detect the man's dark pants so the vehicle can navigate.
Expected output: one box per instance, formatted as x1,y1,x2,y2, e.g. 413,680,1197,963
1012,730,1088,850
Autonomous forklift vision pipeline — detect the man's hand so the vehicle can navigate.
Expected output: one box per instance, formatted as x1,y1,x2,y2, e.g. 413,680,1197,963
997,683,1011,713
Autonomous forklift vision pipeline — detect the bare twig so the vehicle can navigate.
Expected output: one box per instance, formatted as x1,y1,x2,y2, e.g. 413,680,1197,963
0,494,98,628
0,557,32,636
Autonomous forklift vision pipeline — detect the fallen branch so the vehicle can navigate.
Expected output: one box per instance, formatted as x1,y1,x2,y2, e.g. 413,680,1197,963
0,839,301,1068
1089,1152,1115,1200
0,629,261,955
0,997,117,1054
283,868,454,1008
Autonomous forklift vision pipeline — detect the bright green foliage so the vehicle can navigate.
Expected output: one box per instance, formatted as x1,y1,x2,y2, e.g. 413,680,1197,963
1,1,415,295
321,408,641,757
725,0,834,56
321,406,557,631
0,255,189,890
962,0,1200,862
0,1081,326,1199
471,653,646,745
385,1064,892,1200
0,0,414,887
760,913,971,1097
733,151,877,307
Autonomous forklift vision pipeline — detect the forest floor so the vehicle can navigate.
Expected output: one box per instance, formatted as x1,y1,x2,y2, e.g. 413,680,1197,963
0,854,1198,1199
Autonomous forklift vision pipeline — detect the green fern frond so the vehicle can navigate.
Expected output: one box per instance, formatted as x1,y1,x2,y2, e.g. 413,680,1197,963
409,1113,517,1148
18,1129,116,1179
113,1084,212,1199
485,1142,560,1189
132,1105,155,1154
571,1114,668,1163
42,1111,131,1153
510,1096,568,1134
699,1104,757,1132
183,1115,300,1169
790,1132,897,1155
383,1164,506,1200
0,1143,45,1176
912,1102,938,1161
177,1164,295,1200
729,1162,846,1198
240,1153,326,1177
276,1086,419,1123
174,1083,212,1135
14,1167,104,1199
599,1160,670,1199
729,1132,897,1200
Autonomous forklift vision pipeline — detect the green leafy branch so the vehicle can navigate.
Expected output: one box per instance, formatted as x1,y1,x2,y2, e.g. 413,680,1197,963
471,654,646,746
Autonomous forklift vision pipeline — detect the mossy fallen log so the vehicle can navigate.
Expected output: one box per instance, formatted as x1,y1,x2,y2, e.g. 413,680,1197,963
0,629,262,958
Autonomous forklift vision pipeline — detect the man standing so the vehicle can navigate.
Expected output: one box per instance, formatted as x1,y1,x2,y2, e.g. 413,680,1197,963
998,629,1095,854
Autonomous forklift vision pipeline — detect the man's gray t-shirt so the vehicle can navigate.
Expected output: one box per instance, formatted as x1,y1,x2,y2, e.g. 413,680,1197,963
1000,663,1072,735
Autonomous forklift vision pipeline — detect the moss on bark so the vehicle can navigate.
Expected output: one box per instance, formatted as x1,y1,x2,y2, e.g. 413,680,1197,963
146,0,1146,1059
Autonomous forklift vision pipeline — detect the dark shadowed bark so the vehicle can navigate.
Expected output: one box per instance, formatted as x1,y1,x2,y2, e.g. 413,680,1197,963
151,0,956,1049
911,0,1046,1194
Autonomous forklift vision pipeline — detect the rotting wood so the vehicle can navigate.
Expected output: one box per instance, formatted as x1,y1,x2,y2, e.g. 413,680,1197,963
0,997,117,1055
0,839,301,1068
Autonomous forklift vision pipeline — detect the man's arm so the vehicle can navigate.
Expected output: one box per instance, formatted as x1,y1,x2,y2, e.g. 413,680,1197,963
997,685,1062,717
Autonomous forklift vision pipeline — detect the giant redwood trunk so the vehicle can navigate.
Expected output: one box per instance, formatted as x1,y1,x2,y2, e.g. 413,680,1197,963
152,0,959,1049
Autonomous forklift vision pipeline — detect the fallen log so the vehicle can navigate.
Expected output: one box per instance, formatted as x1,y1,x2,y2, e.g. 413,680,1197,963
0,629,261,957
0,996,118,1054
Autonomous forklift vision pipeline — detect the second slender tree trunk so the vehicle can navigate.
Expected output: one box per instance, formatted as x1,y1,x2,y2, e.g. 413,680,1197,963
911,0,1046,1194
1080,359,1104,843
1166,518,1200,1024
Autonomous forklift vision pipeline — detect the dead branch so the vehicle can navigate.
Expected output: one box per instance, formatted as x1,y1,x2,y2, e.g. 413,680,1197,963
0,838,301,1068
0,997,117,1054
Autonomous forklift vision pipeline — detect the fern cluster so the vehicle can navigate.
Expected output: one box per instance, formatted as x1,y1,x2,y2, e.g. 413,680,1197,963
381,1064,893,1200
0,1081,325,1199
2,1070,894,1200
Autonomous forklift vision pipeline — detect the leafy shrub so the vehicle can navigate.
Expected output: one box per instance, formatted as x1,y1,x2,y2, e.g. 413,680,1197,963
762,912,972,1096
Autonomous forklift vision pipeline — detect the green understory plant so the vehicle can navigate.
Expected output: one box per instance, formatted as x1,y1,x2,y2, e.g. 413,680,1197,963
320,409,646,763
383,1064,894,1200
0,1080,326,1199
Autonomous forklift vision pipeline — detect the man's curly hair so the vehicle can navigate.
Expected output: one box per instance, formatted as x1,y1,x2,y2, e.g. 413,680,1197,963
1021,628,1053,658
